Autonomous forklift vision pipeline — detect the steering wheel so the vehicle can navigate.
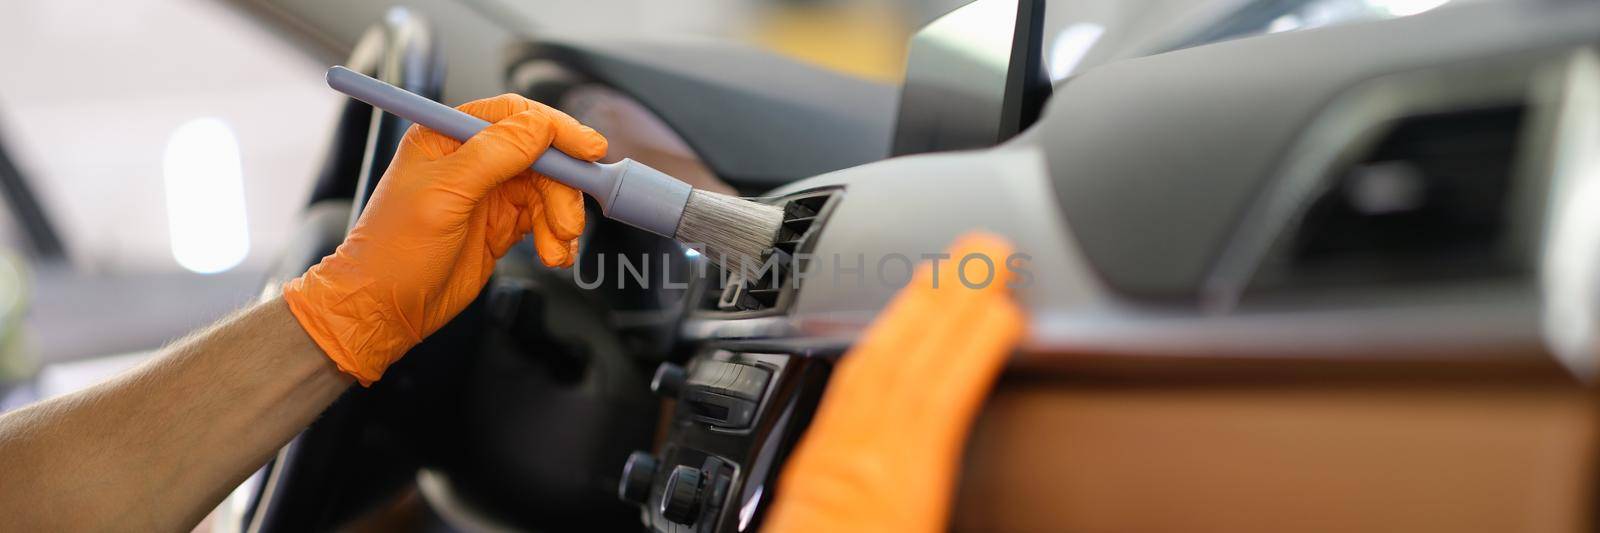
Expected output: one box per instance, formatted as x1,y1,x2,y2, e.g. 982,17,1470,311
231,9,657,532
234,9,442,532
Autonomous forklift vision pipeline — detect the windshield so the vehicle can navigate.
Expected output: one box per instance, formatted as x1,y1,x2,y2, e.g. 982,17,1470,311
1167,0,1480,51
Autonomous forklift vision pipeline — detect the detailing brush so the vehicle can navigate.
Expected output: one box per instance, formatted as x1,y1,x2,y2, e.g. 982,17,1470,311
325,66,783,268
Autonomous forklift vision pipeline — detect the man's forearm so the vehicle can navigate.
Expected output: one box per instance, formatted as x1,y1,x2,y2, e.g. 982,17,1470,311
0,296,350,531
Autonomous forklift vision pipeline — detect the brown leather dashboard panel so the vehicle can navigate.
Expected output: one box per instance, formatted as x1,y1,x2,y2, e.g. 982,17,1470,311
955,368,1597,532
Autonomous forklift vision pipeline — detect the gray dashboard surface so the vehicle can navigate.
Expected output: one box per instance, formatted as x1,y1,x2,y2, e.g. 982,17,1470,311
1034,0,1600,299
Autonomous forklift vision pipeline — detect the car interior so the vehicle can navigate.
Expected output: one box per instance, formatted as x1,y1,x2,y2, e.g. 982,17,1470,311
4,0,1600,531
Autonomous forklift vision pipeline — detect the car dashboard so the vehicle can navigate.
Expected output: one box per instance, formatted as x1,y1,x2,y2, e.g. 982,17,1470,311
570,1,1600,531
227,0,1600,531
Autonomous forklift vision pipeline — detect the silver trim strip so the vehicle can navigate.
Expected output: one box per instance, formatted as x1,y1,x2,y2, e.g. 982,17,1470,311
1541,46,1600,379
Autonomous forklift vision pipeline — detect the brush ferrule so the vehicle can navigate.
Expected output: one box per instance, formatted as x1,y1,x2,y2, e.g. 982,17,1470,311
601,159,692,238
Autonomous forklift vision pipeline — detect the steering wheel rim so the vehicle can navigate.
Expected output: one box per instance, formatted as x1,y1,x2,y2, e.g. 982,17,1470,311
235,9,444,533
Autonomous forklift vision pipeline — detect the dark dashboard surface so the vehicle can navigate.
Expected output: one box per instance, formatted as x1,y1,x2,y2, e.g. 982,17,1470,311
509,38,898,188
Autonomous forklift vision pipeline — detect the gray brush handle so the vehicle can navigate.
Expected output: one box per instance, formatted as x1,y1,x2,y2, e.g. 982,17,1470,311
325,65,694,239
325,65,614,199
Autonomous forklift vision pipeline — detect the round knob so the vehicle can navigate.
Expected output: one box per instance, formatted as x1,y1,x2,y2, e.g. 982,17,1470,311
660,464,702,525
618,451,657,504
652,363,688,397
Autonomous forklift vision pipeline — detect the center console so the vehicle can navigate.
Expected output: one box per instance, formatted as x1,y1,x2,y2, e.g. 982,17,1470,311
616,189,844,532
621,350,830,532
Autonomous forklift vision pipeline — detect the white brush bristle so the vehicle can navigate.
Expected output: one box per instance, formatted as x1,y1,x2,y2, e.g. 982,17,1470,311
673,190,784,270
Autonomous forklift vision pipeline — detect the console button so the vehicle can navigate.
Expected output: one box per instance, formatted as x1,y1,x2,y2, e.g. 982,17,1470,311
652,363,688,397
618,451,657,505
660,464,703,525
687,360,771,401
677,360,772,429
681,389,759,429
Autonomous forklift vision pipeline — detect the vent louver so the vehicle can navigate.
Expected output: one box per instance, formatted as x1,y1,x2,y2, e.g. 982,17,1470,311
698,190,838,315
1246,104,1530,293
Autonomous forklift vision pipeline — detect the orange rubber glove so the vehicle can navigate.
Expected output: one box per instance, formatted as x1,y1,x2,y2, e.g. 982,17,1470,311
763,233,1026,533
284,94,605,386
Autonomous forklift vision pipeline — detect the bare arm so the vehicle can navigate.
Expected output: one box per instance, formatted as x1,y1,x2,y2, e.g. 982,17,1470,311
0,296,350,531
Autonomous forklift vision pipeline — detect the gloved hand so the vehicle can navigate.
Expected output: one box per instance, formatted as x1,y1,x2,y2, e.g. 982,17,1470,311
763,233,1026,533
284,94,605,386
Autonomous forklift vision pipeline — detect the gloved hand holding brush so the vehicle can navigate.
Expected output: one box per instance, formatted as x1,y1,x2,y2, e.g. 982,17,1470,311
286,93,605,385
0,92,616,531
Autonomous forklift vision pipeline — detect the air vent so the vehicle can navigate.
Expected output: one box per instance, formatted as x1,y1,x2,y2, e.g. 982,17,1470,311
698,190,838,315
1248,104,1530,292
